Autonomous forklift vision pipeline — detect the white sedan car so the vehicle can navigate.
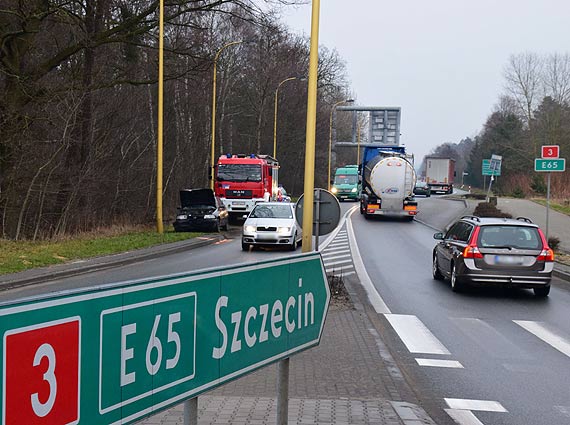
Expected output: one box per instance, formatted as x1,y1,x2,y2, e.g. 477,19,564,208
242,202,300,251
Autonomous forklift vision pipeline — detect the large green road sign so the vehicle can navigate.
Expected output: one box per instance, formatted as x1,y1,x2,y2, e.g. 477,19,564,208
0,253,329,425
482,159,501,176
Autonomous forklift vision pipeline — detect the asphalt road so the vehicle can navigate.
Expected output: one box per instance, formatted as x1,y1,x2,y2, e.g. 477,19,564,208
3,194,570,425
353,194,570,425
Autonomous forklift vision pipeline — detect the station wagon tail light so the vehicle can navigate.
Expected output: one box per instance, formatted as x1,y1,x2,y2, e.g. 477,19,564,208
463,246,483,259
463,226,483,259
537,229,555,262
537,248,554,262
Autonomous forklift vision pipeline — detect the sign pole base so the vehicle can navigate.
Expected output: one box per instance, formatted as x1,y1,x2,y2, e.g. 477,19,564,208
184,397,198,425
277,358,290,425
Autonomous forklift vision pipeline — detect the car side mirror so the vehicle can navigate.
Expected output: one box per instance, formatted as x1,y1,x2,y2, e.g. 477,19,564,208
433,232,444,240
242,214,248,219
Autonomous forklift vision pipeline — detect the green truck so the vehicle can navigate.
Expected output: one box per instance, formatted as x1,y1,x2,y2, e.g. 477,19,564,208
331,165,360,201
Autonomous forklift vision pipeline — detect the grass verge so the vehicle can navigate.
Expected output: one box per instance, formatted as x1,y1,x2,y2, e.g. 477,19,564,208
0,226,203,275
532,198,570,216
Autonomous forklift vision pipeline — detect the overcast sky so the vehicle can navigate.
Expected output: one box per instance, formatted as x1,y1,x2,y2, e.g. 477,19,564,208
279,0,570,162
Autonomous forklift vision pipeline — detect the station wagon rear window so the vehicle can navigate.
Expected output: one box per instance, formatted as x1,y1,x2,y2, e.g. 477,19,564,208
478,226,541,250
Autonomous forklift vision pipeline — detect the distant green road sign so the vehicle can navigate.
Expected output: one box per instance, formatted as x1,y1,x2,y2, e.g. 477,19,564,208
534,158,566,172
482,159,501,176
0,253,329,425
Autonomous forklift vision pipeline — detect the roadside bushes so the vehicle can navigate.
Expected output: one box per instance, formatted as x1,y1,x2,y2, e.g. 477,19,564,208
548,236,561,251
473,202,513,218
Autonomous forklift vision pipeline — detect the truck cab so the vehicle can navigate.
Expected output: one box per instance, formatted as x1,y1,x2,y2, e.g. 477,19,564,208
214,154,279,219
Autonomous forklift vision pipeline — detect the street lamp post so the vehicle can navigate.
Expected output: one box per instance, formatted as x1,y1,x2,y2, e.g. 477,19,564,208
328,99,354,190
210,40,243,190
273,77,299,159
156,0,164,233
357,120,361,164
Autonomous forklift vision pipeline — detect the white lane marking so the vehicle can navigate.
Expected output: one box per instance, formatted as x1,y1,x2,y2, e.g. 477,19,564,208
445,409,485,425
326,265,355,273
319,205,358,251
514,320,570,358
415,358,463,368
327,271,356,278
321,249,350,256
444,399,507,412
322,246,351,254
554,406,570,418
327,242,349,248
323,259,353,267
346,211,391,314
384,314,450,355
321,253,351,261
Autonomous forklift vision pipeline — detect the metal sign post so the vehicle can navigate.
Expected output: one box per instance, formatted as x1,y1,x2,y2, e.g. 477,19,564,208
485,155,502,202
546,172,551,240
535,148,566,241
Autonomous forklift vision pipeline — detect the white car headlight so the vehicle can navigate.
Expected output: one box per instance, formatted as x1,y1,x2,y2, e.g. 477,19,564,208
331,187,338,193
177,215,187,220
278,226,292,235
351,187,357,192
244,225,256,233
203,214,216,219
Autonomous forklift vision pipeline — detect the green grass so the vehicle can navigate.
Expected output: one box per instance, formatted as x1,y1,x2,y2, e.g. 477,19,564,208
532,199,570,216
0,227,203,275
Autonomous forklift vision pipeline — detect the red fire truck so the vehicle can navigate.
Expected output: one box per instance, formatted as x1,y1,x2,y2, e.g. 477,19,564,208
214,154,279,219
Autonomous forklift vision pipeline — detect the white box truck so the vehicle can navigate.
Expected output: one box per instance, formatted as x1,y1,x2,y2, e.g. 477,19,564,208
425,157,455,194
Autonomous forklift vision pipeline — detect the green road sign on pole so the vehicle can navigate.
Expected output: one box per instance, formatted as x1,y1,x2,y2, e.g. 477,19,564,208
482,159,501,176
0,253,330,425
534,158,566,172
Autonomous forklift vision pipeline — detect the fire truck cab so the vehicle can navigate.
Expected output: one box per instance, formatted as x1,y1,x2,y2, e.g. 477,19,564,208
214,154,279,219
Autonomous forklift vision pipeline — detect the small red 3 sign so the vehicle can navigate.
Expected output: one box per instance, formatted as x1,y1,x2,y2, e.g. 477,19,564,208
3,318,81,425
541,145,560,159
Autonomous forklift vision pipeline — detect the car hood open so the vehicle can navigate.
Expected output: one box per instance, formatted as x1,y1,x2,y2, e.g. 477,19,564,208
179,189,216,208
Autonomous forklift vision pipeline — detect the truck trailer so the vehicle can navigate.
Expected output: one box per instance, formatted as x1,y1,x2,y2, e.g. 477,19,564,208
214,154,279,220
425,157,455,194
359,145,418,220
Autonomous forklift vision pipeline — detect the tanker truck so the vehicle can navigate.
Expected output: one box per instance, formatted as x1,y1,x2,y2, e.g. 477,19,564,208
359,145,418,220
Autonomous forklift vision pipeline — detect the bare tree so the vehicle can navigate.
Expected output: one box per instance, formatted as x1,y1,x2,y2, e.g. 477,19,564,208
503,52,544,124
543,53,570,105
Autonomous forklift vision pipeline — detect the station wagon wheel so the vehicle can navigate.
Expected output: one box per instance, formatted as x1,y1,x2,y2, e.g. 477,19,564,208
432,255,444,281
450,263,463,292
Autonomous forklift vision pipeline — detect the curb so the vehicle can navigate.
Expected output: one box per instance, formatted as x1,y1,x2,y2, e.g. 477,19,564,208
554,265,570,285
0,233,226,291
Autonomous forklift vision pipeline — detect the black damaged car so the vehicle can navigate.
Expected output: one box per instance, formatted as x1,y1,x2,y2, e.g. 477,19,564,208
173,189,229,232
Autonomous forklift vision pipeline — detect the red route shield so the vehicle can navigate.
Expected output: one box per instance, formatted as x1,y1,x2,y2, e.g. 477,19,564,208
541,145,560,158
3,318,80,425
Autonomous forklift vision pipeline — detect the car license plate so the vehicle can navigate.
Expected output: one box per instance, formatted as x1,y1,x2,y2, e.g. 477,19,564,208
233,201,245,205
495,255,524,265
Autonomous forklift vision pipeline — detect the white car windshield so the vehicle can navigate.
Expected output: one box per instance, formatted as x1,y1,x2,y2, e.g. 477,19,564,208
250,205,293,219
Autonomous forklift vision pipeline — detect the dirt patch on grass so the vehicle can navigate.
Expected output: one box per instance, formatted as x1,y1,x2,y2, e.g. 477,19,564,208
328,274,354,311
556,252,570,266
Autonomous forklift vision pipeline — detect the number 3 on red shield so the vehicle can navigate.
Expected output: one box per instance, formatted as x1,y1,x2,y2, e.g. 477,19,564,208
3,318,80,425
